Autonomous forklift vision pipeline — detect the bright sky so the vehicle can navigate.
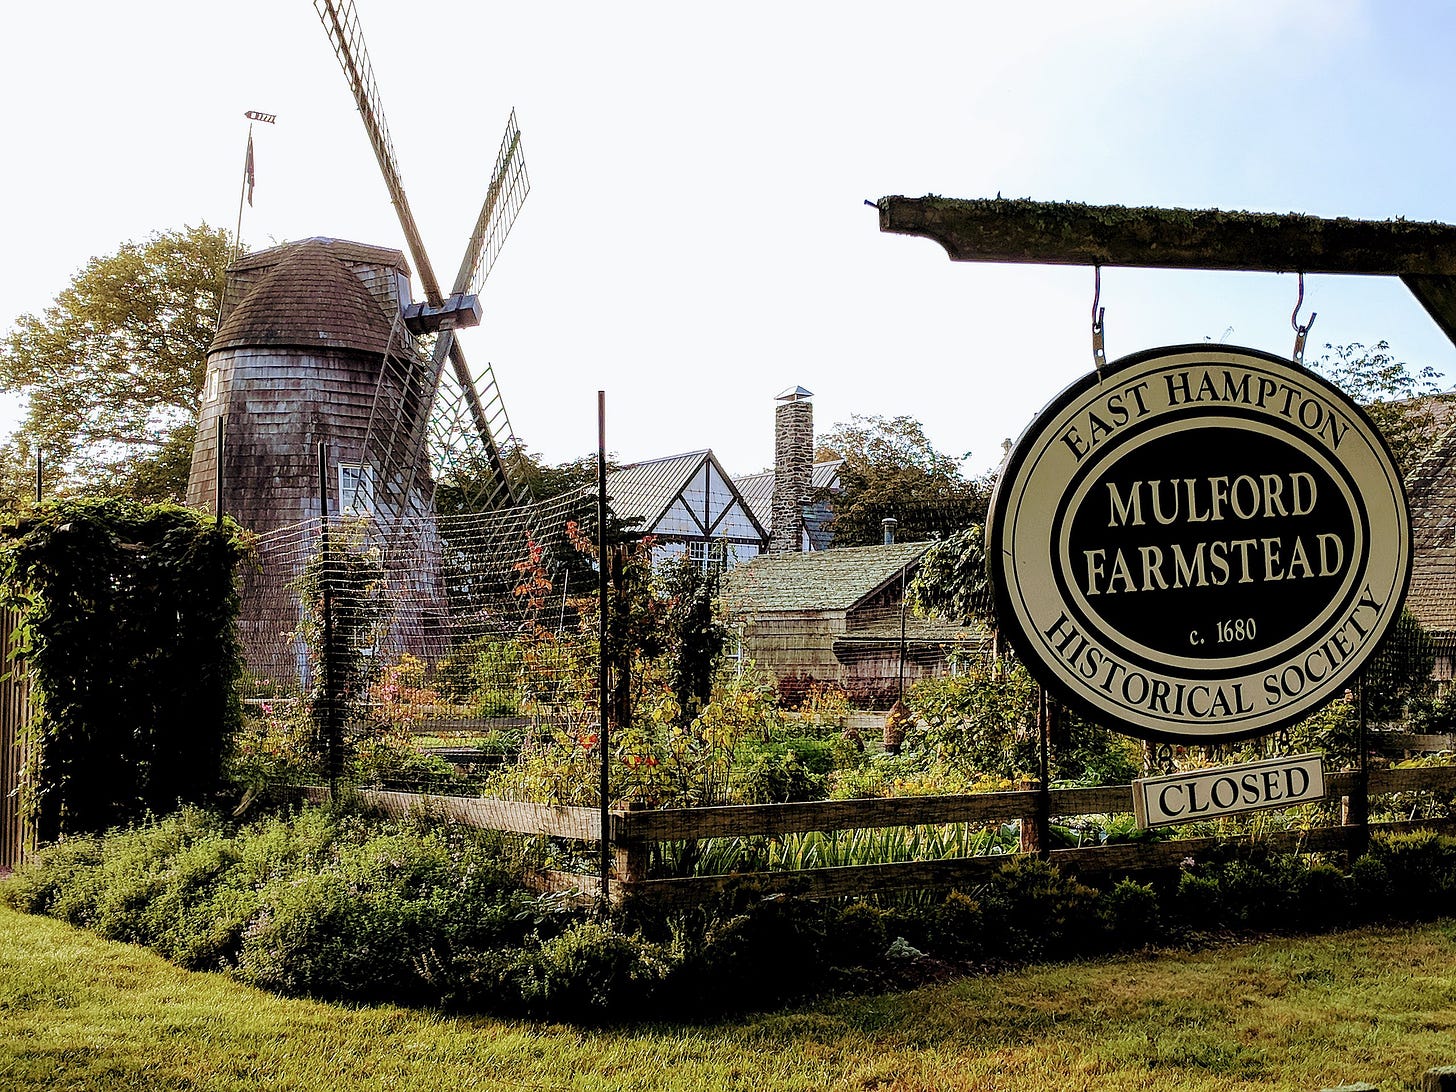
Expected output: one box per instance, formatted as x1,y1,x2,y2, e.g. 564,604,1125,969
4,0,1456,478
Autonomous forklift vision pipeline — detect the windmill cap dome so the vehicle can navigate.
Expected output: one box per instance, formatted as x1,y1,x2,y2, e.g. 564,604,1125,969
211,238,404,355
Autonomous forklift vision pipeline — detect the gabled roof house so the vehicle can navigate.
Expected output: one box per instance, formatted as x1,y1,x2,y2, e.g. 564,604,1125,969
603,449,767,569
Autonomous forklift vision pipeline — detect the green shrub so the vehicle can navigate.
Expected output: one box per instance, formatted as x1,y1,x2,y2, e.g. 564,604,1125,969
980,856,1098,961
352,735,468,793
0,500,249,840
235,819,548,1002
236,868,392,998
515,922,667,1022
924,889,985,962
437,637,525,718
1099,879,1163,947
0,832,104,919
1366,830,1456,913
1211,852,1303,928
1289,861,1353,932
825,901,889,968
905,664,1039,783
1171,871,1223,931
658,887,831,1015
1349,854,1392,919
734,748,827,804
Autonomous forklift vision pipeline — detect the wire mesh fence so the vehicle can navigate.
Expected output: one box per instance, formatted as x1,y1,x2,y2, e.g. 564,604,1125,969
228,453,1456,897
234,486,603,808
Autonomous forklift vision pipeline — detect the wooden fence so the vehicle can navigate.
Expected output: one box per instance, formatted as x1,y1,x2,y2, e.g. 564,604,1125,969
324,763,1456,906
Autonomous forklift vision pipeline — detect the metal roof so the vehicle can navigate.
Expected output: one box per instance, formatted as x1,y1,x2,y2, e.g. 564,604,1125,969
732,459,843,531
597,450,768,542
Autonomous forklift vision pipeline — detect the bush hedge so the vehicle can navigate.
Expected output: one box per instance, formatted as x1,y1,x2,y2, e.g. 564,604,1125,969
0,499,250,840
4,809,1456,1023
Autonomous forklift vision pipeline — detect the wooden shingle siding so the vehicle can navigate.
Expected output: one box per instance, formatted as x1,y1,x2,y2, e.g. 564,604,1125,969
185,238,440,684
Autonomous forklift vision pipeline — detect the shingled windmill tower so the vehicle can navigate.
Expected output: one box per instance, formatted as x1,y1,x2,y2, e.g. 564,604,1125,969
185,0,530,675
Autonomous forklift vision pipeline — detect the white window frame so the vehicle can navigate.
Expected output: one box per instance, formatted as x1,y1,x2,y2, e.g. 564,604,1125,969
689,538,730,574
339,462,375,515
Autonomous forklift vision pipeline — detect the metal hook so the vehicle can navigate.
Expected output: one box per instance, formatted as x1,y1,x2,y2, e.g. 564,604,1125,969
1091,266,1106,373
1291,272,1317,366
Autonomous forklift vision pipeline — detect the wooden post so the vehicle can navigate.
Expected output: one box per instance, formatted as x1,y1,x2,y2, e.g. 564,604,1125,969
612,802,649,891
317,443,339,803
1345,673,1370,862
0,609,33,872
1020,687,1051,856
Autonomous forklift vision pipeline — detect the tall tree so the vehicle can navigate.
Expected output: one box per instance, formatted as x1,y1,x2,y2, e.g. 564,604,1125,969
1311,340,1446,479
0,225,230,504
815,414,989,546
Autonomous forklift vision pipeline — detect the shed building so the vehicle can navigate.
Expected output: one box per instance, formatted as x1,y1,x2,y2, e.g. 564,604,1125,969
721,542,989,705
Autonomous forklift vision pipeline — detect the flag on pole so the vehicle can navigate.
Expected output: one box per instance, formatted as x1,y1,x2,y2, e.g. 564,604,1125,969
244,130,256,207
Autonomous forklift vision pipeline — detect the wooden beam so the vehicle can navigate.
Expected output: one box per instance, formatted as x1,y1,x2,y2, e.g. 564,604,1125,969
1402,273,1456,353
877,196,1456,274
876,195,1456,348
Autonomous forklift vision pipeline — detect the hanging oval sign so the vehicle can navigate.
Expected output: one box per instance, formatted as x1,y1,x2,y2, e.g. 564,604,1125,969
987,345,1411,742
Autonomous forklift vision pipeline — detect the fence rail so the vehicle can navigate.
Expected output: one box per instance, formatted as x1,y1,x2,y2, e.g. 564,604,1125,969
324,763,1456,905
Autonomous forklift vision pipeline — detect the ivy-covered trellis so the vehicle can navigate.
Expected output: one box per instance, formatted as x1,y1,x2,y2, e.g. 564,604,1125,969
0,499,250,841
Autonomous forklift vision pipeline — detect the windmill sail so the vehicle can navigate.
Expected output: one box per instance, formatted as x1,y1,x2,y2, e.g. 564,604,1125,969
313,0,529,513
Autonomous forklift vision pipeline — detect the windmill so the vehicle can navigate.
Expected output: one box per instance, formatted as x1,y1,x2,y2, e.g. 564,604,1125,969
183,0,533,681
314,0,530,520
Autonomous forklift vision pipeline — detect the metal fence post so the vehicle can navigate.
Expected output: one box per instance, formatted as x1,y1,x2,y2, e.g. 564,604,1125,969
317,442,339,804
597,392,611,909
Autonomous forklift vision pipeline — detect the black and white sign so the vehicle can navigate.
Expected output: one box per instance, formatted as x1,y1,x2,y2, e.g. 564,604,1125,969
988,345,1411,742
1133,753,1326,827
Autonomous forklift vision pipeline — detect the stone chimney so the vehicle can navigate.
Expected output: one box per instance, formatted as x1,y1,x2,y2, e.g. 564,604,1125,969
769,386,813,553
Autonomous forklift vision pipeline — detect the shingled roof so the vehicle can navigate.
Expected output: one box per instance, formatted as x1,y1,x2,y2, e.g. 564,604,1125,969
1405,418,1456,636
211,238,400,355
229,238,411,276
721,540,929,614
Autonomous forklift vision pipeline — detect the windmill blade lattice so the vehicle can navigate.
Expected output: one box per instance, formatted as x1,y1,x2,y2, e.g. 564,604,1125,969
314,0,529,514
458,110,529,302
313,0,442,301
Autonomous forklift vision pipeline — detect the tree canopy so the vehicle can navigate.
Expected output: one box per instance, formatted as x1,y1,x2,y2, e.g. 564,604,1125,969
815,414,990,546
1311,340,1447,479
0,225,230,505
905,524,996,632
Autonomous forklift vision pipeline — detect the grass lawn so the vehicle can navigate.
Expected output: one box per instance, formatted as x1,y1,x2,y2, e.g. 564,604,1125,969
2,905,1454,1091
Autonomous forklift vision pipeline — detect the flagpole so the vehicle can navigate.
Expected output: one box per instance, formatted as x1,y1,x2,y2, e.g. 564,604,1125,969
231,111,275,261
233,121,254,262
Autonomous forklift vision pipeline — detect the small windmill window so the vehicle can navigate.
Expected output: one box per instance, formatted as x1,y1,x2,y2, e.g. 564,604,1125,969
203,368,221,403
339,463,375,514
